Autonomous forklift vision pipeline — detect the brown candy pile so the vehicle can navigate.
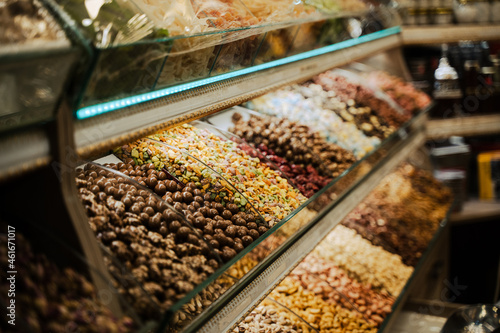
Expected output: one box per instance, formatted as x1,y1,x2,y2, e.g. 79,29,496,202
0,230,134,333
76,163,219,317
231,114,355,179
132,163,269,261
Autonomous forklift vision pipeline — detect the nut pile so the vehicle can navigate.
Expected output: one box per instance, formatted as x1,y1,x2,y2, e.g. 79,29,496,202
291,254,395,326
232,301,316,333
313,71,411,128
0,230,134,332
170,275,237,330
341,203,423,267
231,114,356,179
149,124,306,225
246,86,380,159
76,163,221,317
366,164,452,247
269,277,377,332
314,225,413,296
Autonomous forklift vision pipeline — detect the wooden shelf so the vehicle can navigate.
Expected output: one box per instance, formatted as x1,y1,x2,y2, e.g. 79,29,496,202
426,114,500,139
402,25,500,45
450,199,500,224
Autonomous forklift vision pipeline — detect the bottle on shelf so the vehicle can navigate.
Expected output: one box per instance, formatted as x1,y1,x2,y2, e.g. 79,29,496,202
432,44,463,118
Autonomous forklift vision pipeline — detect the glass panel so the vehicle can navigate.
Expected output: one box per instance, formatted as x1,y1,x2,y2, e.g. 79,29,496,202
75,162,221,322
291,253,396,327
210,34,264,76
167,274,239,332
155,43,218,90
81,42,171,107
50,0,157,47
287,20,325,55
316,18,346,47
252,26,299,65
0,0,74,132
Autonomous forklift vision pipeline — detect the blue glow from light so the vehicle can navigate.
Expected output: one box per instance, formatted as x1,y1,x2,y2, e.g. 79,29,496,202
76,27,400,120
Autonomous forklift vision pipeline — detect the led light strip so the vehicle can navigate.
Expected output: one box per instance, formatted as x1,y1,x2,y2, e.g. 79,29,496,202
76,27,401,120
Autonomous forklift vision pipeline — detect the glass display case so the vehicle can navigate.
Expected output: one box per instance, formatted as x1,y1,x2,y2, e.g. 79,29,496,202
4,2,489,331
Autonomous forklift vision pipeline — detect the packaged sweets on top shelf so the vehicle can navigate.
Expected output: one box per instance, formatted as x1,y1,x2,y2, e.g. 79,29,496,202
240,0,321,23
305,0,368,14
192,0,259,29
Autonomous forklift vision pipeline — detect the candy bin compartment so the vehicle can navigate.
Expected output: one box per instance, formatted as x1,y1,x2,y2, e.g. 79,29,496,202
289,257,395,327
75,162,223,322
0,0,76,132
268,276,378,332
232,297,319,333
